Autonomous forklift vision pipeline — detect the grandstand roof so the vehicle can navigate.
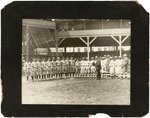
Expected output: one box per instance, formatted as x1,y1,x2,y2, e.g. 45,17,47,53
58,36,130,47
23,19,130,50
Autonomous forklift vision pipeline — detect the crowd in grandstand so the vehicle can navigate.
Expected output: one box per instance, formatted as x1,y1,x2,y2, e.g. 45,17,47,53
23,54,130,81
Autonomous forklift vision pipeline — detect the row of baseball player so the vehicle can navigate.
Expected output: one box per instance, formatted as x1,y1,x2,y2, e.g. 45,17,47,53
23,54,130,80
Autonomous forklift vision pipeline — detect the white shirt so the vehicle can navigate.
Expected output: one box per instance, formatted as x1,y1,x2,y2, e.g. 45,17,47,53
81,60,86,66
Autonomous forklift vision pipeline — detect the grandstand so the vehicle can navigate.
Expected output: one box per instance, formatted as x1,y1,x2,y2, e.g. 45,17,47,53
22,19,131,60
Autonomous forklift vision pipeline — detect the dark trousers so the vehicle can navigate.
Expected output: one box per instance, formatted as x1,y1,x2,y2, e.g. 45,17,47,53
96,70,101,80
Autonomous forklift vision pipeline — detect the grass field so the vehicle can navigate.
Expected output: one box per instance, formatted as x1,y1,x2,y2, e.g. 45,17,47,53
22,77,130,105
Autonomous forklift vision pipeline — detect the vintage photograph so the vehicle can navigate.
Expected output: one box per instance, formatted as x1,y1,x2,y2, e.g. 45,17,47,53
22,19,131,105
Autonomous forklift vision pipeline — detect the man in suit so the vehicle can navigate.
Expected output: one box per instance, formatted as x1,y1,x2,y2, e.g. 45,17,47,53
95,56,102,80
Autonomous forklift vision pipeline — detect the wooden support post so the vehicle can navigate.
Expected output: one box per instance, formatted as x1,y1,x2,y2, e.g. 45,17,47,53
90,47,92,52
111,35,122,57
56,45,58,57
121,35,130,43
58,38,66,46
64,47,66,53
111,36,120,44
79,37,87,45
87,37,90,60
119,35,122,57
89,36,97,45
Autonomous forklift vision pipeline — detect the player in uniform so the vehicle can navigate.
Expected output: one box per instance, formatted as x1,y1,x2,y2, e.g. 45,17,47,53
60,57,66,78
127,58,130,73
80,57,86,77
22,57,25,75
49,58,53,79
113,56,117,75
41,58,46,80
121,54,129,74
35,58,39,80
39,58,43,80
35,58,40,80
46,58,51,79
45,58,49,79
68,57,72,77
105,55,110,73
87,57,93,77
30,59,33,80
114,56,118,76
75,58,81,78
69,57,75,78
100,56,106,74
114,56,122,77
109,57,115,76
23,60,31,80
103,56,107,72
84,57,90,77
87,58,91,77
56,57,61,79
30,58,37,81
51,57,56,79
65,57,70,77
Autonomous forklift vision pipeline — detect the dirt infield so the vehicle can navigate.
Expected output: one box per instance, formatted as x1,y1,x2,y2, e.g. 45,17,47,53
22,77,130,105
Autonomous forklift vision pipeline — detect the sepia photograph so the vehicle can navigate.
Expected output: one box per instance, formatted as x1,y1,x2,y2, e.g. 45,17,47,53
22,19,131,105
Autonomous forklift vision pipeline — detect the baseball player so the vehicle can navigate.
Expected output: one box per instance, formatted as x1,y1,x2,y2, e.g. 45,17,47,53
68,57,72,77
46,58,51,79
53,57,57,79
127,58,130,73
35,58,40,80
109,57,115,76
100,56,106,73
80,57,86,77
41,58,46,80
51,57,56,79
75,58,81,78
85,57,90,77
65,57,70,77
30,58,37,81
72,57,76,77
61,57,66,78
49,58,53,79
105,55,111,73
23,60,31,80
121,54,129,74
56,57,61,78
114,56,122,76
